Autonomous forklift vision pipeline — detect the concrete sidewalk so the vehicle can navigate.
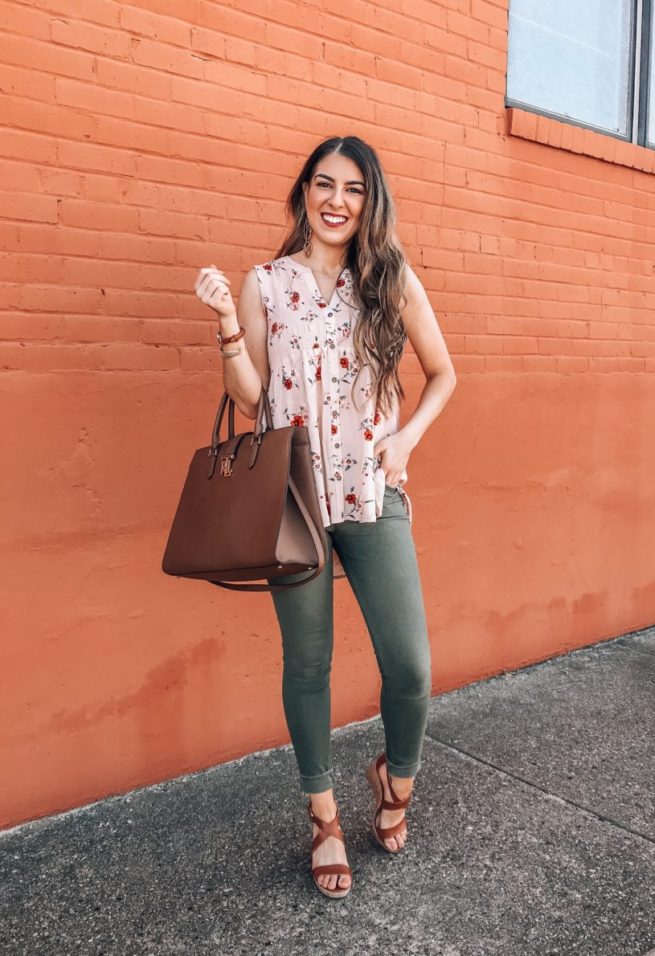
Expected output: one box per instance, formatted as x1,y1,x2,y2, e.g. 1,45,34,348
1,628,654,956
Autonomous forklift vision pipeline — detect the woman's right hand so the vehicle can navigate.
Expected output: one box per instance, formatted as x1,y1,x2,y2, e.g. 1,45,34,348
194,265,236,319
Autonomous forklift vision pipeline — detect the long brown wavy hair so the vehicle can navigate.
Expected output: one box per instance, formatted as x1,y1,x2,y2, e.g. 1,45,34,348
275,136,409,420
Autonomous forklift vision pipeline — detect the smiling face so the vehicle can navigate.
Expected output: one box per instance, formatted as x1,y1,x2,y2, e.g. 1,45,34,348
302,151,367,253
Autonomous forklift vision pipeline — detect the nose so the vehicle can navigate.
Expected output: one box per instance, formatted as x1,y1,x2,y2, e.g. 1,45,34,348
327,185,347,209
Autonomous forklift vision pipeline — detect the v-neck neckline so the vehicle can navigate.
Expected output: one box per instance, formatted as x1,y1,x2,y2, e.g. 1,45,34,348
284,255,349,308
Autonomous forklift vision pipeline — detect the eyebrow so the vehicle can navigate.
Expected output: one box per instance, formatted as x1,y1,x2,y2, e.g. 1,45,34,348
314,173,366,188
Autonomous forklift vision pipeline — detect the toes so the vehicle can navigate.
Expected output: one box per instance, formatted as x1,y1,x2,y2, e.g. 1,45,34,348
318,873,351,891
383,827,408,851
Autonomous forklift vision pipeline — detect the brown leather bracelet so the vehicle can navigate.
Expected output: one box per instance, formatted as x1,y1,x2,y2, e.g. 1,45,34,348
216,326,245,346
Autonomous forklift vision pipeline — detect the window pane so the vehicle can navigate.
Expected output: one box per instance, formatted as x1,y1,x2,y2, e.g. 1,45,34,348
507,0,635,137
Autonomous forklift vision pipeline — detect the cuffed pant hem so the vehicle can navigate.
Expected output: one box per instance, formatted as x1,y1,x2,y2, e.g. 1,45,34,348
385,759,421,779
300,770,334,794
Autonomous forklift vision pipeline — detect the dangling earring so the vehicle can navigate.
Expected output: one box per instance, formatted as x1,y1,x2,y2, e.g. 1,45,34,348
302,214,313,256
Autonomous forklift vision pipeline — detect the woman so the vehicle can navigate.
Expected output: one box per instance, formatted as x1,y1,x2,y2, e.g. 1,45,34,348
195,136,456,899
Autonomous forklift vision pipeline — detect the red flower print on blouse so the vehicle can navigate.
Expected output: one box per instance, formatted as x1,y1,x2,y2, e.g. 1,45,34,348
336,278,345,288
264,263,272,271
290,291,300,308
316,365,321,381
331,424,338,435
291,414,305,426
339,356,349,369
318,301,327,308
283,377,292,390
373,410,381,425
364,428,373,441
271,322,278,334
345,493,357,505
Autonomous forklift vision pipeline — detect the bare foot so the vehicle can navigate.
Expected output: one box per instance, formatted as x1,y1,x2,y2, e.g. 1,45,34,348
375,759,414,852
307,791,352,892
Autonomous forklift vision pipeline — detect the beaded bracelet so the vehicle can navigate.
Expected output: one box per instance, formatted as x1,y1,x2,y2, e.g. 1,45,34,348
221,346,243,359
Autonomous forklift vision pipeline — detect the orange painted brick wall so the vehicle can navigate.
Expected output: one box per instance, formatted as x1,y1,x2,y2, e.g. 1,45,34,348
2,0,654,829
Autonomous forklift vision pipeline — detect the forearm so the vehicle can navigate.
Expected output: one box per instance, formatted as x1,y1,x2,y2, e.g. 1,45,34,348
216,312,263,419
398,371,457,451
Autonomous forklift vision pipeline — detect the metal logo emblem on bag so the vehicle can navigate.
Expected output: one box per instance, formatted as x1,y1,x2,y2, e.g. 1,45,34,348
220,456,234,477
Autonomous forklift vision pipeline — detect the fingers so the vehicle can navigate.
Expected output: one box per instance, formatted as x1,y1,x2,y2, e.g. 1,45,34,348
195,272,221,299
197,279,229,308
377,455,407,488
195,265,234,310
194,266,231,294
379,466,408,487
197,265,231,284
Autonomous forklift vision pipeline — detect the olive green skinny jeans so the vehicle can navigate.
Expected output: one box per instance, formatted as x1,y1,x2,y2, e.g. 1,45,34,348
268,484,432,794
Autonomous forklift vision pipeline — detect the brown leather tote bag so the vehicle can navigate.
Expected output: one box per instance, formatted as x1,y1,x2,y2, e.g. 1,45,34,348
162,386,328,591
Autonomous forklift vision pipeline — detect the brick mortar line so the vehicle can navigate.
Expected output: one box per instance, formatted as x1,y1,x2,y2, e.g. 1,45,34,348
1,2,497,61
8,118,655,199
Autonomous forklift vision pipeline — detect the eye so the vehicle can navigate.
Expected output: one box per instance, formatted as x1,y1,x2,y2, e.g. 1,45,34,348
315,181,363,194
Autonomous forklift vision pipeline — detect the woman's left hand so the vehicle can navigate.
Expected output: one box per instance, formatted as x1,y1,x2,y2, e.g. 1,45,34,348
374,431,414,486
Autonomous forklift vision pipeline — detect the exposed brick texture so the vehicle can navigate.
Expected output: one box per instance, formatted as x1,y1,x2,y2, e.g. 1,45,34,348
2,0,654,372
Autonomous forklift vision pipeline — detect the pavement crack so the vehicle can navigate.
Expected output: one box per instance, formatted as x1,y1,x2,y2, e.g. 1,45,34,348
423,731,655,847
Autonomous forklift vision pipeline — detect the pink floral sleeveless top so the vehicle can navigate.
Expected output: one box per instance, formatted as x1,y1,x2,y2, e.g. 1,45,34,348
253,254,410,578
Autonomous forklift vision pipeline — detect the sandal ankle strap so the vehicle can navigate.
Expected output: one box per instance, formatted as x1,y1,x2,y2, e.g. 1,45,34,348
307,801,346,851
380,794,411,810
376,753,414,807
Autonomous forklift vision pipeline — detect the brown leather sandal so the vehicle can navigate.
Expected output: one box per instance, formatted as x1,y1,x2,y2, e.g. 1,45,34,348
365,752,413,853
307,800,353,899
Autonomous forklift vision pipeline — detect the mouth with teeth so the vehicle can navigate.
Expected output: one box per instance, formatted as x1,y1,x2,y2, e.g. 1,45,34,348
321,212,348,227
